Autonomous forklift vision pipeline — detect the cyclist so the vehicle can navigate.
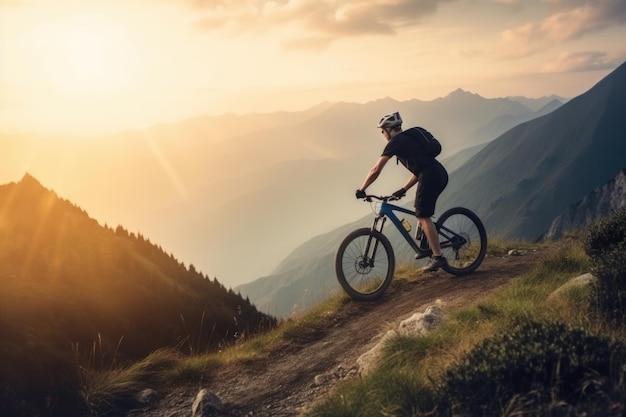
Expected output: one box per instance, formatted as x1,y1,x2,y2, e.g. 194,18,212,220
355,111,449,272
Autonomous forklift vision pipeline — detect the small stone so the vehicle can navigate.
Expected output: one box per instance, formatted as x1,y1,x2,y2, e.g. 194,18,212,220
136,388,160,405
191,389,224,417
313,373,330,386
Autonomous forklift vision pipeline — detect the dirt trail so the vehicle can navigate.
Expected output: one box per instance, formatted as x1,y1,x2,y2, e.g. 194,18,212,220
127,250,544,417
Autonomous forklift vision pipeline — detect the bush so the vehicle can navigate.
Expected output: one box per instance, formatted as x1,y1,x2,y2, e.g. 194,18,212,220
584,207,626,324
584,207,626,260
440,320,626,417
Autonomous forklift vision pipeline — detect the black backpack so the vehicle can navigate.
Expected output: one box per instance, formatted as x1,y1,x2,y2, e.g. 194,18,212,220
406,127,442,157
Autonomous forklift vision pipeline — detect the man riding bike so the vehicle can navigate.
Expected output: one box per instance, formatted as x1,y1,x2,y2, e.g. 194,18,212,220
355,111,449,272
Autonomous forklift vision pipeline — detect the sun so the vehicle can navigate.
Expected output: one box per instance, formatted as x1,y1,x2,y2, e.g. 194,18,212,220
37,12,137,98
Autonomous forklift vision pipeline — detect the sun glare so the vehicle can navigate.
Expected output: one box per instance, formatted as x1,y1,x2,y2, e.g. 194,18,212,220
36,12,137,98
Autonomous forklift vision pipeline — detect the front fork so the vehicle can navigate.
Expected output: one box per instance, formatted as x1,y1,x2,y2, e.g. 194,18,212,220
371,215,387,234
361,216,386,267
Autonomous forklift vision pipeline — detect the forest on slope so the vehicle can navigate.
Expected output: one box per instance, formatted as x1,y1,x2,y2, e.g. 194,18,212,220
0,174,276,416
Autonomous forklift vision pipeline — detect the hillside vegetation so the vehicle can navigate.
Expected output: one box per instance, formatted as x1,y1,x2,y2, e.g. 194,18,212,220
306,210,626,416
2,188,624,416
0,175,276,417
55,208,626,417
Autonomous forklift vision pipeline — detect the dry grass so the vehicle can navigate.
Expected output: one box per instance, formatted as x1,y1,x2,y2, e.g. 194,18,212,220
305,239,607,417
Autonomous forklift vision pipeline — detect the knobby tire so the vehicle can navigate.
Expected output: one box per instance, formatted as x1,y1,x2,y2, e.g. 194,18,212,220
335,228,395,301
437,207,487,275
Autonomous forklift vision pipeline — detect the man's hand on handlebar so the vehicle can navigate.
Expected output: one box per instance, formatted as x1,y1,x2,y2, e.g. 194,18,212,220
355,189,367,199
392,188,406,199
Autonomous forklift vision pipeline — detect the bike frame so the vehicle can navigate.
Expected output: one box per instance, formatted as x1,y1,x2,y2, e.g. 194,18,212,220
336,196,486,301
372,199,464,259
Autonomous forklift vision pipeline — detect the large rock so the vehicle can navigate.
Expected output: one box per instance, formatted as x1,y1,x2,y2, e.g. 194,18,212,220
357,302,445,376
548,273,596,300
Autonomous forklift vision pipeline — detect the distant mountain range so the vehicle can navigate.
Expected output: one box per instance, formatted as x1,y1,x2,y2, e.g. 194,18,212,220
0,88,565,289
3,56,623,415
437,60,626,239
237,61,626,318
1,58,623,346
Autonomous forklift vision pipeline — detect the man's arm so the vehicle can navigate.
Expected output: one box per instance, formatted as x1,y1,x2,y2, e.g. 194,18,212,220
359,156,390,191
401,174,419,191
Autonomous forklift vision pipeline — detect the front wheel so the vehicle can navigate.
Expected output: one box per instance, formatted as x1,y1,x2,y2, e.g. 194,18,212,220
437,207,487,275
335,228,395,301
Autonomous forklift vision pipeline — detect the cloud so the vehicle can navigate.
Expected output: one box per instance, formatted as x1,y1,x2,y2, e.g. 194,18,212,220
498,0,626,58
541,50,626,73
191,0,453,45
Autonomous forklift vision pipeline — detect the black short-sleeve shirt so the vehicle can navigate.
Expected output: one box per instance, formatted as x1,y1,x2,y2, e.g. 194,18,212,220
381,128,436,176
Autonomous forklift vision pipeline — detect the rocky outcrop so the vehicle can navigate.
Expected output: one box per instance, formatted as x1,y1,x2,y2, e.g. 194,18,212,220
542,168,626,240
356,302,445,376
548,273,596,300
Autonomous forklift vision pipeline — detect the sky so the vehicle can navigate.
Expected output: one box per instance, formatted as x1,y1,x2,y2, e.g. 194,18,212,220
2,0,626,135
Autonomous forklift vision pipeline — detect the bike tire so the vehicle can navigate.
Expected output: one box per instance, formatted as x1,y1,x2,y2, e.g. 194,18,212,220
335,228,395,301
437,207,487,275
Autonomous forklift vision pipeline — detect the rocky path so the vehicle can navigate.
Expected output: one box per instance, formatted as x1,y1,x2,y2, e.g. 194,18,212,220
127,250,543,417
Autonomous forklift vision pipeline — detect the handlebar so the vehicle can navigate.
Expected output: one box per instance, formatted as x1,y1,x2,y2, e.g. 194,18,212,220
361,195,401,202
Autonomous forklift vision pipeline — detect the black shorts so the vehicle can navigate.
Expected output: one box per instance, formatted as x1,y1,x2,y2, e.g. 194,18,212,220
414,161,448,217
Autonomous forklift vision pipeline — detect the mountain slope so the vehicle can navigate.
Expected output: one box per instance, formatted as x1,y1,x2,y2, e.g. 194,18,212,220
132,248,548,417
469,98,563,149
0,174,276,415
237,221,366,317
437,60,626,240
542,168,626,240
237,61,625,317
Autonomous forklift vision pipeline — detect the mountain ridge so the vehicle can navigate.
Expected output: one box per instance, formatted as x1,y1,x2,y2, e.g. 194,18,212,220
0,174,276,415
0,88,566,288
438,60,626,240
542,168,626,240
237,60,626,317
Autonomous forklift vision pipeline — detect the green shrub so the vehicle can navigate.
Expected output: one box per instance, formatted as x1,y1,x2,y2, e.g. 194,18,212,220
440,320,626,417
584,207,626,260
584,207,626,324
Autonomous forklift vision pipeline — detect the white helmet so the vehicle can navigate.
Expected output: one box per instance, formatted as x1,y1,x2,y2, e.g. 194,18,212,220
377,111,402,129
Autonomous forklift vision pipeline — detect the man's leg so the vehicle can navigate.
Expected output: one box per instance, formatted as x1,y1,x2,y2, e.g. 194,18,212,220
418,217,441,256
418,216,446,271
415,163,448,272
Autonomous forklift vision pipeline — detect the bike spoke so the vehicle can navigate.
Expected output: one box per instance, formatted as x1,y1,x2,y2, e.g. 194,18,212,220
342,235,387,292
335,228,395,300
437,207,487,275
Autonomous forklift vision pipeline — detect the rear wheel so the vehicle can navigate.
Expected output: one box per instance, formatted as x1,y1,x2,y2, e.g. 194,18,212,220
436,207,487,275
335,228,395,301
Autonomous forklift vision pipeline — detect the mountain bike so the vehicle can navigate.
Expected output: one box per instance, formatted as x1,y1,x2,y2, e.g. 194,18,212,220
335,195,487,301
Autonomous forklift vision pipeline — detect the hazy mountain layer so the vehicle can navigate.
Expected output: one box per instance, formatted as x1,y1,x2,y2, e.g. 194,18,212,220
438,61,626,240
0,90,557,287
237,61,626,317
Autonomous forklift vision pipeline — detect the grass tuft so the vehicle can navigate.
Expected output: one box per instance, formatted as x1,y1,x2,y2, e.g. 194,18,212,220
80,238,602,417
304,238,612,416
